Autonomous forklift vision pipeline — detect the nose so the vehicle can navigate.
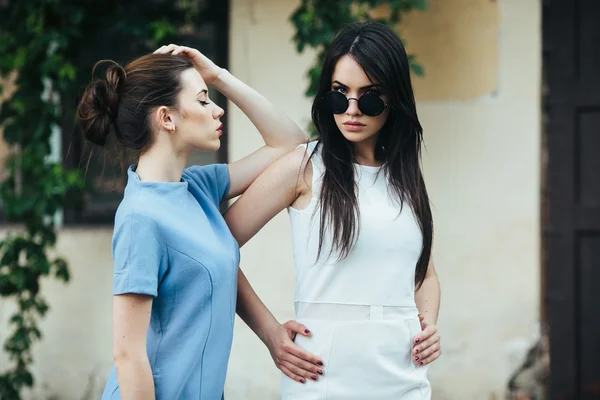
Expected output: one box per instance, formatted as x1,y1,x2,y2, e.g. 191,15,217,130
346,97,361,116
214,104,225,119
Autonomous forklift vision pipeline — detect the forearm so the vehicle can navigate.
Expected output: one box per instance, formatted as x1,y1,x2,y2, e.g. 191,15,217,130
115,356,155,399
212,69,308,148
236,268,280,345
415,273,440,326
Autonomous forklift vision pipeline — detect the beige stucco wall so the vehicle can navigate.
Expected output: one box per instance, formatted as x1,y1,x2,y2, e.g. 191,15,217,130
0,0,540,399
0,229,115,399
226,0,541,399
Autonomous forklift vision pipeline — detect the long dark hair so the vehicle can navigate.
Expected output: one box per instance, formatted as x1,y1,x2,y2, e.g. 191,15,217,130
311,22,433,288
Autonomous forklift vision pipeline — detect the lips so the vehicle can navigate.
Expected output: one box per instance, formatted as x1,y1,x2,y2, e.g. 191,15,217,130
343,121,366,132
343,121,366,127
217,122,223,135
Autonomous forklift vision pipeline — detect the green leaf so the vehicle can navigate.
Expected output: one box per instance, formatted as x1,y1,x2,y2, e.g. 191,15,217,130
0,277,18,296
58,63,76,81
53,258,70,282
413,0,428,11
410,60,425,77
34,298,49,316
150,20,178,43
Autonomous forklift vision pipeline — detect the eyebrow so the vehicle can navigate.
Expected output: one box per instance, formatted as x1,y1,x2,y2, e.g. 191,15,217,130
332,80,380,90
197,89,208,96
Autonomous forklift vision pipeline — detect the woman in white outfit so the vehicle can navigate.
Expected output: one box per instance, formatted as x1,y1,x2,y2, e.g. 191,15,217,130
225,22,441,399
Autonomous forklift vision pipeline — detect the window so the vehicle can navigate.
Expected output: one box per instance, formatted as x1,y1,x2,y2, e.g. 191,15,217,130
62,1,230,225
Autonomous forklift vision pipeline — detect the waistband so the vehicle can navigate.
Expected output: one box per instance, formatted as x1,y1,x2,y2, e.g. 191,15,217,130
294,301,419,321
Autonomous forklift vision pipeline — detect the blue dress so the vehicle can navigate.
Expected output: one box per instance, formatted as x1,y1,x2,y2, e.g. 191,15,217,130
101,164,239,400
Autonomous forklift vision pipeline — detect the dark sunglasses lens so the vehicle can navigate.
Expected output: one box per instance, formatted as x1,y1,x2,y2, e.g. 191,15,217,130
358,93,385,116
323,91,348,114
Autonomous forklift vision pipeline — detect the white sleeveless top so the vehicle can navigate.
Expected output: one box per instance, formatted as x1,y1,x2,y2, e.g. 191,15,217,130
288,140,423,307
283,141,431,400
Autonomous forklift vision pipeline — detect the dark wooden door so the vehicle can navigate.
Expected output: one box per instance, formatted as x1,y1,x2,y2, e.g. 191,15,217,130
544,0,600,398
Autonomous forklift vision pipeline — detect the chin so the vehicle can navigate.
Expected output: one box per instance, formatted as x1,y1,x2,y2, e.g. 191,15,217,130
207,139,221,152
339,129,378,143
194,138,221,152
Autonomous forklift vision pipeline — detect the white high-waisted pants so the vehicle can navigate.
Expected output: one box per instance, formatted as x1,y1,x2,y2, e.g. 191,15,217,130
281,302,431,400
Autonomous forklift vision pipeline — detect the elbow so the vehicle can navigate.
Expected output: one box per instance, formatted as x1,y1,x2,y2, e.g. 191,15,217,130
278,130,310,150
112,347,129,366
112,346,146,368
293,131,310,147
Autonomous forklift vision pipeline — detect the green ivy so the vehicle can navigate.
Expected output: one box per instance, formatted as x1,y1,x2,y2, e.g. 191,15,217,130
0,1,197,398
290,0,428,98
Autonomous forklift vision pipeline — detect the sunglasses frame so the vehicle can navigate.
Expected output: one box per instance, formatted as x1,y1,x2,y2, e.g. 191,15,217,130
322,90,391,117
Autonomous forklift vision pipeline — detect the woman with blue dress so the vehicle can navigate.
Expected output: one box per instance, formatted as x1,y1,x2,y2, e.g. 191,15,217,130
77,45,312,399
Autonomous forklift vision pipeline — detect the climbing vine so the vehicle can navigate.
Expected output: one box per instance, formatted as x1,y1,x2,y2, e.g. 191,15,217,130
0,1,198,398
290,0,427,98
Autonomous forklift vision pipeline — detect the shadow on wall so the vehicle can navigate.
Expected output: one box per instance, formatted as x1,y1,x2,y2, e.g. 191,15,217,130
505,330,550,400
33,364,105,400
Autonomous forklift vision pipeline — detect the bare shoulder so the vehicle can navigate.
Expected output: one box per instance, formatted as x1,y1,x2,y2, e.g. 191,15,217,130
282,146,313,196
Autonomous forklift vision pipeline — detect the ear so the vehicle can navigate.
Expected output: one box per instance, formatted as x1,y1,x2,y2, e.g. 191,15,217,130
156,106,176,133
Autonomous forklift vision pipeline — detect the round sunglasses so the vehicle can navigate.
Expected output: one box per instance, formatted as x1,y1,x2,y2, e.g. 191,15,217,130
322,90,390,117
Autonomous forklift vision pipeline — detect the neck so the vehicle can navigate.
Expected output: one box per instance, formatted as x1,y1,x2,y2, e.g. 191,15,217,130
136,134,189,183
352,135,380,166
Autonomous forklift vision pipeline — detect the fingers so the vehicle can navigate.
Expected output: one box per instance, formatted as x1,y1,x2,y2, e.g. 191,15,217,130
413,325,436,345
279,364,306,384
276,342,323,373
413,331,439,354
171,45,192,56
154,44,178,54
287,352,324,375
413,339,441,364
291,347,324,368
153,44,196,57
281,360,319,382
283,320,311,337
417,348,441,366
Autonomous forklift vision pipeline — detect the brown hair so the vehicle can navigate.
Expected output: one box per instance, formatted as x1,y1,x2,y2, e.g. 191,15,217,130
77,54,193,152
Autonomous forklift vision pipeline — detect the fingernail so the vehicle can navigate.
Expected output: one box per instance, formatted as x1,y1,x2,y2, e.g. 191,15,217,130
305,329,310,334
415,356,419,361
317,369,323,375
415,349,419,354
419,361,423,366
300,378,306,384
317,361,324,366
415,338,420,343
311,375,318,381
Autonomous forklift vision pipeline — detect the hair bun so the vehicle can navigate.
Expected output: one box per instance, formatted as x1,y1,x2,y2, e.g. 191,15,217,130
77,60,126,146
104,62,126,121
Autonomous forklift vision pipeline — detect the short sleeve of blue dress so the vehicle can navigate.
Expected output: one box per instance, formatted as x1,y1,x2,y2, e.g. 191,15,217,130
183,163,230,206
112,212,168,297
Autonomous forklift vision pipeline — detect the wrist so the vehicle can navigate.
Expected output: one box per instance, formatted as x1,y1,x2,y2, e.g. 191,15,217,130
210,67,229,89
421,315,437,327
259,317,281,348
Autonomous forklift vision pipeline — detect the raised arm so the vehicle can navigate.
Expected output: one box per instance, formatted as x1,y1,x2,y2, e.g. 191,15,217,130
154,45,309,199
214,68,308,199
223,146,309,246
223,147,324,383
